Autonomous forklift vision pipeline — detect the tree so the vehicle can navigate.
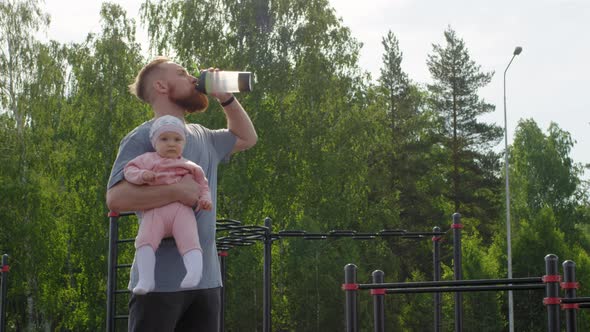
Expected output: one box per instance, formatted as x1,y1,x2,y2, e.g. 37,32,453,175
0,0,51,329
365,31,448,285
511,119,588,239
0,1,145,329
0,0,50,132
426,26,503,237
52,3,144,329
502,119,590,330
512,208,567,331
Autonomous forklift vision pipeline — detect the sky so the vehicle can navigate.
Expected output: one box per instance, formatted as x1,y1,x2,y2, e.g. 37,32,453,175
38,0,590,175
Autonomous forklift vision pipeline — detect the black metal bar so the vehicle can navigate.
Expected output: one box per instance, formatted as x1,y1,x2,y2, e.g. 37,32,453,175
358,277,542,290
219,251,228,332
1,254,8,332
304,234,328,240
276,230,445,238
216,218,243,232
106,212,119,332
344,264,358,332
562,297,590,304
385,284,545,294
352,235,376,240
432,226,442,332
329,230,356,236
563,260,577,332
401,231,446,236
277,230,307,237
452,213,463,332
372,270,385,332
545,254,560,332
263,217,272,332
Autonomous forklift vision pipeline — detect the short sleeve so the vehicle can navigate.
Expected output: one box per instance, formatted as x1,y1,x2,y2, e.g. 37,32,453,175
209,128,237,164
107,126,153,190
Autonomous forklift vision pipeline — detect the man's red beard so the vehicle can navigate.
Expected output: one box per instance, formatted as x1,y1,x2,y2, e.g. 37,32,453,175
169,85,209,113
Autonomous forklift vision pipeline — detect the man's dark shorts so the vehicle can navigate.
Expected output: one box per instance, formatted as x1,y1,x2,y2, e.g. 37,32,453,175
128,287,221,332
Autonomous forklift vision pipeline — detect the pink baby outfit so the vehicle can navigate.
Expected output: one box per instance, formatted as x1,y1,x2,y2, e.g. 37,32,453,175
124,152,212,255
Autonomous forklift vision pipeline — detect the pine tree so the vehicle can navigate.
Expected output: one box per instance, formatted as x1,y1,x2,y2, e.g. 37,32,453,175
426,27,503,236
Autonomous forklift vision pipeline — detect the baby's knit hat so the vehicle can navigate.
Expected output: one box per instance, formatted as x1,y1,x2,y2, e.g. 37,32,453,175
149,115,186,148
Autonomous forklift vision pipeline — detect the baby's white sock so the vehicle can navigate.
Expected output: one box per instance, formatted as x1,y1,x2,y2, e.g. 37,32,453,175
180,249,203,289
133,246,156,295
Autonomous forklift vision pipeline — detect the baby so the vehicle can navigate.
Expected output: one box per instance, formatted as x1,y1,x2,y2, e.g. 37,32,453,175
124,115,212,294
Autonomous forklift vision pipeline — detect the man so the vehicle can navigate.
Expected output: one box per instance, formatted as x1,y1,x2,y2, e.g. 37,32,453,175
106,56,257,331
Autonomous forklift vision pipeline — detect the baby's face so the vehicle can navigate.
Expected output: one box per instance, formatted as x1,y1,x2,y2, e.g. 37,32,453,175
155,131,185,158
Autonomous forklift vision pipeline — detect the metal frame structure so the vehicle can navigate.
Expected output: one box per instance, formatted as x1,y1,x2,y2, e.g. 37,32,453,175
343,254,586,332
107,213,446,332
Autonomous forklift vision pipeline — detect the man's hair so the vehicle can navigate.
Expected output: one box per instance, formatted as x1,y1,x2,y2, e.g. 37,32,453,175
129,56,171,103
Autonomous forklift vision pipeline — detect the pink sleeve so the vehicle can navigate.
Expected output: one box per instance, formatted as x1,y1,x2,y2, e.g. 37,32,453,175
124,154,152,185
190,164,212,202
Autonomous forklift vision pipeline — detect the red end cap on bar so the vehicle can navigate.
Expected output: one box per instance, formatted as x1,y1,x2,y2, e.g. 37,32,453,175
371,289,386,295
451,224,463,229
543,297,561,305
542,275,562,283
218,251,228,257
560,282,579,289
341,283,359,291
108,211,119,217
1,265,9,273
561,303,580,310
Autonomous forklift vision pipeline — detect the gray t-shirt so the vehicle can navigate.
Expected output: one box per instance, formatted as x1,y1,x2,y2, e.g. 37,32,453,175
107,119,236,292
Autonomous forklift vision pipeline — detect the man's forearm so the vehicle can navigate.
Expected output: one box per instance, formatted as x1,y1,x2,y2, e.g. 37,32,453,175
106,180,178,212
223,97,257,153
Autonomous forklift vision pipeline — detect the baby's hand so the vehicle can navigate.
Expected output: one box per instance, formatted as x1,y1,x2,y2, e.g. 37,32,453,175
199,199,212,211
142,171,156,182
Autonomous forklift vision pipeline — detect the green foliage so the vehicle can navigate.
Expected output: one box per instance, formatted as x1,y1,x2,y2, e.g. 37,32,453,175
507,120,590,330
511,119,588,239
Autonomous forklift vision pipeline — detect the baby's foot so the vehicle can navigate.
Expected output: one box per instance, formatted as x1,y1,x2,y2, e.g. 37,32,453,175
180,249,203,288
133,280,155,295
180,270,202,289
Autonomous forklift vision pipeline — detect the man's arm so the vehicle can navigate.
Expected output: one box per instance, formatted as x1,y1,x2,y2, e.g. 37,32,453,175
220,96,258,154
106,176,200,213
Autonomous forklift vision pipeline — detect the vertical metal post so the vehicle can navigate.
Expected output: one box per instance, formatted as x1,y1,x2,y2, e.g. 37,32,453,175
219,251,228,332
371,270,385,332
344,264,358,332
263,217,272,332
1,254,9,332
544,254,560,332
504,46,523,332
452,213,463,332
562,260,577,332
432,226,442,332
106,212,119,332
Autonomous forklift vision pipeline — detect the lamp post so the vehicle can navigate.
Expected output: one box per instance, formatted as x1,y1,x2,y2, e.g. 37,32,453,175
504,45,522,332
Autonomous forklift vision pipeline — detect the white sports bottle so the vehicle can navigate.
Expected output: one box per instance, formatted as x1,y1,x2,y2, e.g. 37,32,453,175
196,71,253,94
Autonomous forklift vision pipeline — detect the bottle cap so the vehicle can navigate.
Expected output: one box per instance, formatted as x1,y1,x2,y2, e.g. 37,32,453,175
238,72,252,92
196,71,208,94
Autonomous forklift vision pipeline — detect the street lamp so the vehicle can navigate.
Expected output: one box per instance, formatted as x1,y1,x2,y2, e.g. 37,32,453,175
504,45,522,332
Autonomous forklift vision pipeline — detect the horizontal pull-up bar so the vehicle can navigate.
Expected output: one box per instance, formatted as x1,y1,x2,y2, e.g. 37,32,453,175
383,284,545,294
561,297,590,304
357,277,543,290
